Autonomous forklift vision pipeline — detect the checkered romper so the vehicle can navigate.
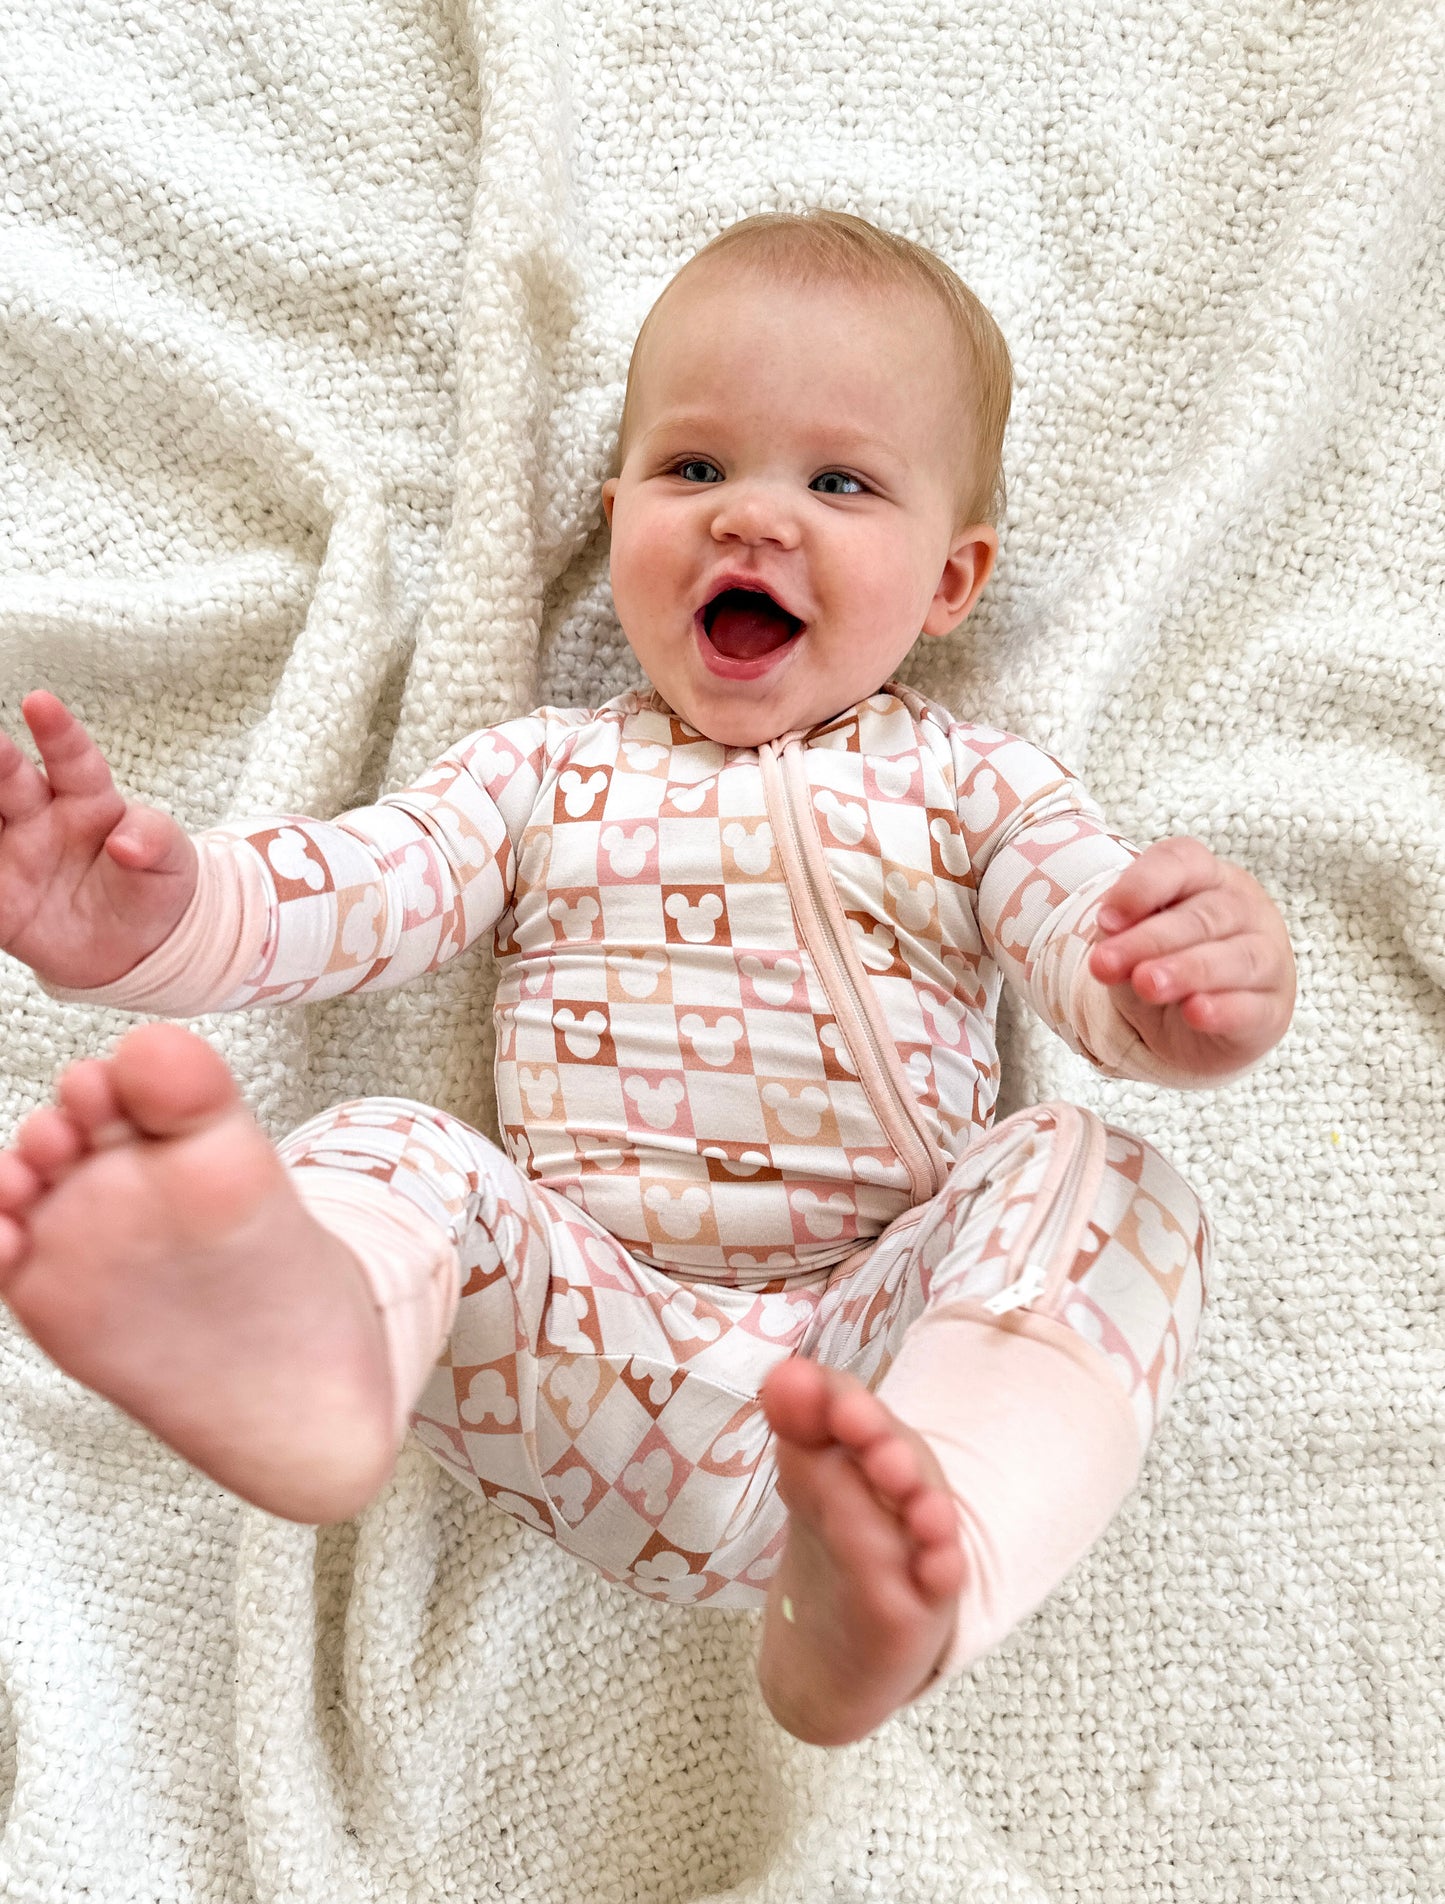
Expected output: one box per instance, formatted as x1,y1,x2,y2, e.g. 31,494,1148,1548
99,685,1211,1656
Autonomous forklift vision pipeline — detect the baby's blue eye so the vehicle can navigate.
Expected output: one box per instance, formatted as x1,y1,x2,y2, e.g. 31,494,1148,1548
675,459,721,484
812,471,864,495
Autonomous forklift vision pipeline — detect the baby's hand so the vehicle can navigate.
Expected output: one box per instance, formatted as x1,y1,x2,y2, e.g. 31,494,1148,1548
0,692,197,991
1088,837,1295,1082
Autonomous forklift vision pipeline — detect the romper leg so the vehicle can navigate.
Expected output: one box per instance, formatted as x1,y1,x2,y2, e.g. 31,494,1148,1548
279,1094,620,1544
815,1102,1210,1678
277,1097,843,1605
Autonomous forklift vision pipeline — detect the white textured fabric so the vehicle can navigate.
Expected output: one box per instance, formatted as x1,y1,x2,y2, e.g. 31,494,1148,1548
0,3,1441,1899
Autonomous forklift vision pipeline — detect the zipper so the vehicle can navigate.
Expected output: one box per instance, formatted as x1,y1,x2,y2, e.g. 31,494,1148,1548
759,736,948,1207
982,1102,1107,1315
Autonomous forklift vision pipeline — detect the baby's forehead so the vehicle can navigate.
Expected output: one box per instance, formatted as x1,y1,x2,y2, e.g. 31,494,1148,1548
658,257,930,324
639,268,954,401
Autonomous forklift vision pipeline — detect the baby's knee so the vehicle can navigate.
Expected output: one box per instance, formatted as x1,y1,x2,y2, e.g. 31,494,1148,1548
1099,1120,1212,1304
277,1093,523,1248
280,1094,489,1174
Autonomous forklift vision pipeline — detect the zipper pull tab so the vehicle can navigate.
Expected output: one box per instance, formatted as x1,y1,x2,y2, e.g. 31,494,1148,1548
982,1260,1050,1316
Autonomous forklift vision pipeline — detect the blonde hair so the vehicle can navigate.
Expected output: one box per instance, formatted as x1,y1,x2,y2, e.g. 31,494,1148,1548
610,209,1013,530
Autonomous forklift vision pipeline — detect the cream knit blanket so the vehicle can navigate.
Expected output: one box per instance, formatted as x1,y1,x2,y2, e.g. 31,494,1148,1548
1,3,1442,1899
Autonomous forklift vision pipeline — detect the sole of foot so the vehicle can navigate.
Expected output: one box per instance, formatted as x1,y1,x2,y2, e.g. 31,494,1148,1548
756,1357,966,1746
0,1022,397,1522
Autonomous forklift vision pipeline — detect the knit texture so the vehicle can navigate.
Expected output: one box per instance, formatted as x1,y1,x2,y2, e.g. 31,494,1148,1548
1,2,1442,1899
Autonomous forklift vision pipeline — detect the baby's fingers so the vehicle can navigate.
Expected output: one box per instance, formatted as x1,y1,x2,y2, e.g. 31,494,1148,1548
1125,932,1282,1008
0,727,54,825
1091,883,1250,987
1177,985,1283,1044
1096,837,1219,933
21,691,120,802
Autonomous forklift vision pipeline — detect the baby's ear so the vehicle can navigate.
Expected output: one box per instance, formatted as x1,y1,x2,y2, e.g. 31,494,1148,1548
601,477,618,527
921,525,998,637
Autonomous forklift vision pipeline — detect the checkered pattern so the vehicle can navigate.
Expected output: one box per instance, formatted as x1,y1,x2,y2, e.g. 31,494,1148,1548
280,1095,1208,1607
211,684,1141,1281
206,682,1207,1623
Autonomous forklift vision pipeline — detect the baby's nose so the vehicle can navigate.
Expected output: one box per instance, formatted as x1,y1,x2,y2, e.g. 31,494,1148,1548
710,483,800,545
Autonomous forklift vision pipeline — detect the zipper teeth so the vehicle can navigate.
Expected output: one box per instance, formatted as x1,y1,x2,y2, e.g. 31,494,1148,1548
762,742,941,1204
995,1105,1107,1313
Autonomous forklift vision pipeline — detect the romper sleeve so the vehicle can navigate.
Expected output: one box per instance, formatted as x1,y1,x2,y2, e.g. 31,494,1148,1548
953,726,1195,1087
41,716,550,1017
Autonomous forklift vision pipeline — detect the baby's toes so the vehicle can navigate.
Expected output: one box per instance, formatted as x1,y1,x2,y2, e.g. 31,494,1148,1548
761,1355,840,1448
901,1483,958,1549
858,1422,932,1506
56,1058,133,1149
0,1148,44,1217
912,1529,967,1602
824,1374,898,1454
12,1104,87,1184
0,1152,42,1281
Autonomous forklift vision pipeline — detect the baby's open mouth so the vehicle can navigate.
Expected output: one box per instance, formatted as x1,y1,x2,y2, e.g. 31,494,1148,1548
701,588,804,661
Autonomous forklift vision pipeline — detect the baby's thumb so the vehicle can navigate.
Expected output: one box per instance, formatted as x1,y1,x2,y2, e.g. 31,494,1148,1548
105,803,193,877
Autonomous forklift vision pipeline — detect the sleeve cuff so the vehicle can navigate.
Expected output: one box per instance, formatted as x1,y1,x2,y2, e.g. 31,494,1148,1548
39,832,270,1015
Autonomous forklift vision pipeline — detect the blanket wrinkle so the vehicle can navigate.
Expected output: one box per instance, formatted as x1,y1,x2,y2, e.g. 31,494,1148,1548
1,1,1442,1899
1016,5,1445,767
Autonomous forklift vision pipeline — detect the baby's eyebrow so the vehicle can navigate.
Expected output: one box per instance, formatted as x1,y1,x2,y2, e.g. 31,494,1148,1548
805,428,904,470
637,411,732,452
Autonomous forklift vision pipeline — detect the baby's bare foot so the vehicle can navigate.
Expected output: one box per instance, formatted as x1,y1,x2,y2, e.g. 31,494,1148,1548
0,1023,396,1522
757,1358,965,1746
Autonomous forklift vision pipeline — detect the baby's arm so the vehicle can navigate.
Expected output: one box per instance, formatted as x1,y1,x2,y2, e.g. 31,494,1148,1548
965,736,1292,1086
191,725,539,1012
0,693,539,1017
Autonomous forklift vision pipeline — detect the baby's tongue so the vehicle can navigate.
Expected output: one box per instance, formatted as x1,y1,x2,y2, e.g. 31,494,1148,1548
706,594,796,660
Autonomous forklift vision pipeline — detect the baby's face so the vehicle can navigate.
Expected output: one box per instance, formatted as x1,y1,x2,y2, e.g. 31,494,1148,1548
601,268,996,748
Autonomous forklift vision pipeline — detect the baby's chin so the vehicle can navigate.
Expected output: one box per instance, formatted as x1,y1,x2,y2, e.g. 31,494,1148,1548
661,684,873,750
675,707,813,750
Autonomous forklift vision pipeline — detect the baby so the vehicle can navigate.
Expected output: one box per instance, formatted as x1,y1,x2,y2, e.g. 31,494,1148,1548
0,210,1294,1747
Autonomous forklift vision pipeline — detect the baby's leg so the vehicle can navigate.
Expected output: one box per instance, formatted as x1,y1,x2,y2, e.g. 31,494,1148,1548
0,1024,412,1521
757,1102,1208,1744
404,1175,827,1603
